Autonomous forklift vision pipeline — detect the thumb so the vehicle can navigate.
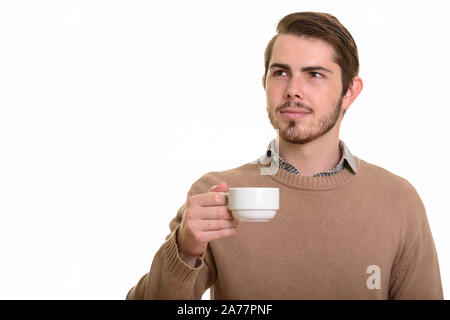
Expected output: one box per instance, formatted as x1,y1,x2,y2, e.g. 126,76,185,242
208,182,228,193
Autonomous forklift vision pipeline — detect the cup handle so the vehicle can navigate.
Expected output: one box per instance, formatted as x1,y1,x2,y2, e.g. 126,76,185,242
219,192,231,210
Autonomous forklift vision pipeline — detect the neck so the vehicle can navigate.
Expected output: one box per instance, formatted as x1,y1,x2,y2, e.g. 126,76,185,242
278,131,342,177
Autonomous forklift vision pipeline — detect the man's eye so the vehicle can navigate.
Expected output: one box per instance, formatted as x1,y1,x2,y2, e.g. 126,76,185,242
310,72,324,78
273,70,287,76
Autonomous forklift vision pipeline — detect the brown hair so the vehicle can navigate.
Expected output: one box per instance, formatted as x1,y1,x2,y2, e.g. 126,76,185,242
264,12,359,114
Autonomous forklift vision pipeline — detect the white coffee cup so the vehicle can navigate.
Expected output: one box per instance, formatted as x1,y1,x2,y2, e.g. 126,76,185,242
220,188,279,222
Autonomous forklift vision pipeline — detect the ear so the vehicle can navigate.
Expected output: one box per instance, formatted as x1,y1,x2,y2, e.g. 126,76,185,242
262,74,266,90
341,76,363,111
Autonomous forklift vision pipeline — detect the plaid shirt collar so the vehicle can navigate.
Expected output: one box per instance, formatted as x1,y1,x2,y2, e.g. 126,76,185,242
259,138,357,177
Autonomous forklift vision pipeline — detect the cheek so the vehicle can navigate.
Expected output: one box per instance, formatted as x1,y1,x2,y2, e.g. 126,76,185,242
266,82,284,100
309,86,336,105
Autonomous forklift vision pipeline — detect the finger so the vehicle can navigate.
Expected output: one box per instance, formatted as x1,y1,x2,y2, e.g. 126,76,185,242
208,182,228,193
199,206,234,220
198,218,239,231
190,191,228,207
201,227,239,243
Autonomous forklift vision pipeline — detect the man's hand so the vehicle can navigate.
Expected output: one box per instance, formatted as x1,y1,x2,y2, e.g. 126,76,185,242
177,182,239,267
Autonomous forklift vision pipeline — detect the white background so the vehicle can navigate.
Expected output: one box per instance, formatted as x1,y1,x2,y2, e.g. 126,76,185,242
0,0,448,299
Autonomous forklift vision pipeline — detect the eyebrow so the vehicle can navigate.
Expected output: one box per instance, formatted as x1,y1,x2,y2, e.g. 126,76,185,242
269,63,333,74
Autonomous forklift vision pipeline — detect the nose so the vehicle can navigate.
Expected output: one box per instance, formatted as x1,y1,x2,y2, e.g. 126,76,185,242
285,76,304,101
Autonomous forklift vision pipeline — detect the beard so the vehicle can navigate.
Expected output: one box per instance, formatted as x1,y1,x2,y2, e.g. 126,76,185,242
267,95,344,145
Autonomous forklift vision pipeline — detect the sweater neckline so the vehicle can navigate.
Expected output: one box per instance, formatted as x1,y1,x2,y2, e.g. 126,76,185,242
262,156,361,191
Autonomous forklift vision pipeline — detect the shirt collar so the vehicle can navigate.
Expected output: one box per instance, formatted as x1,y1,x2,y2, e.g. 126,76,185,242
258,138,358,175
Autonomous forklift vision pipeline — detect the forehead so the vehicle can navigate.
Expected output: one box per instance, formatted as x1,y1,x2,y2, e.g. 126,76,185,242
271,34,338,69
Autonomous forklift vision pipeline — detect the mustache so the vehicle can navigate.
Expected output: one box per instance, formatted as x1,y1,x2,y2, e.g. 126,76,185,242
278,101,312,113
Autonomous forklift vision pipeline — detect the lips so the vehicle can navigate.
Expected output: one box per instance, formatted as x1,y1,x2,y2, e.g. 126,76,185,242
280,107,311,120
280,107,311,114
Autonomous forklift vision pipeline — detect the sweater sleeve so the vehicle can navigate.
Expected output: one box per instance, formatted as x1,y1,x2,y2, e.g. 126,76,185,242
388,182,443,300
126,198,217,300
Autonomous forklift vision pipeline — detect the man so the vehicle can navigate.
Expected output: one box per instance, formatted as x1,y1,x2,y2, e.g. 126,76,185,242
127,12,443,299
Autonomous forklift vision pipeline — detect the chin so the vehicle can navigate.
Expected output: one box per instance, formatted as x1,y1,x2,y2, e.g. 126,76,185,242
278,121,318,144
281,132,315,144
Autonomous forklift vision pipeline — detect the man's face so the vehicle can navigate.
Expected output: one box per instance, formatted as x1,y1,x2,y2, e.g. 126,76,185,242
264,34,347,144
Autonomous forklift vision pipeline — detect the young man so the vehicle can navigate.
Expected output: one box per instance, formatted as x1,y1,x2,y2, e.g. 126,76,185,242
127,12,443,299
